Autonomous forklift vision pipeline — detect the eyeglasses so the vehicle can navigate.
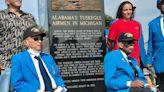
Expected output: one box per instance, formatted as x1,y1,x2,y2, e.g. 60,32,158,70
123,41,135,46
32,36,43,41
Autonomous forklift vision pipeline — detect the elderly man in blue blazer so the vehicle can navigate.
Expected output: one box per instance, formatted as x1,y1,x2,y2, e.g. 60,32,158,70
11,26,67,92
146,0,164,91
104,32,157,92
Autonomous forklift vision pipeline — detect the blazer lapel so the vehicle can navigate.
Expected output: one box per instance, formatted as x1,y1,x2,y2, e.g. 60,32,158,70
130,59,140,75
127,56,139,79
157,17,164,39
118,50,136,80
23,50,38,78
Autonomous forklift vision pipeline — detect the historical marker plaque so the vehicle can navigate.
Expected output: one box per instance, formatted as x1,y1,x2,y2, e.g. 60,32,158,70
48,0,105,92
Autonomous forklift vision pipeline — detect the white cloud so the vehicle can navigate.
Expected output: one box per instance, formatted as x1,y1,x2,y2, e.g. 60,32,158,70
0,0,7,9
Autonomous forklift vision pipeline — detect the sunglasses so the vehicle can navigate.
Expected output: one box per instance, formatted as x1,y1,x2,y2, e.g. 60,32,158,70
122,41,135,46
32,36,43,41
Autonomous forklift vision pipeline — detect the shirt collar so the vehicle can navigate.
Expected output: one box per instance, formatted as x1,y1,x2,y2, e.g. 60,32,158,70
120,49,128,59
28,48,41,57
161,14,164,18
4,8,27,16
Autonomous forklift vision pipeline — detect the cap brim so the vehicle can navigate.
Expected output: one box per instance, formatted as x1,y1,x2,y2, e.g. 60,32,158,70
119,39,137,42
31,32,46,37
127,39,137,41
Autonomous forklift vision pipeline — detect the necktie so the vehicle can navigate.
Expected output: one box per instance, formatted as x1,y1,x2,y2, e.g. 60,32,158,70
34,56,53,91
127,57,139,78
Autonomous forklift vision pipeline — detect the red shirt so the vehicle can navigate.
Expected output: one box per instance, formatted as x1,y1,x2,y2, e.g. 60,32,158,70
108,19,141,65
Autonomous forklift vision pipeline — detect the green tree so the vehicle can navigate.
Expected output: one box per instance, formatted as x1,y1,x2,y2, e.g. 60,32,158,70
105,15,113,29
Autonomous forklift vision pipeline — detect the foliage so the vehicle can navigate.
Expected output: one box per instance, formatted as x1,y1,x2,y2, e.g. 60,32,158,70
105,15,113,29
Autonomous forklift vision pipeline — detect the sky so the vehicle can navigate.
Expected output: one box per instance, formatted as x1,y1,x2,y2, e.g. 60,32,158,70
0,0,160,42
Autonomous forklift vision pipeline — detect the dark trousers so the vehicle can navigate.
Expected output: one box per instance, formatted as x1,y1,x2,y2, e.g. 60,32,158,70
130,88,153,92
130,87,163,92
156,73,164,91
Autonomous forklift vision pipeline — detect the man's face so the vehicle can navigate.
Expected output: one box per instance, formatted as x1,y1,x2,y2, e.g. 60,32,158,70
6,0,22,8
25,36,43,51
119,41,134,55
159,1,164,14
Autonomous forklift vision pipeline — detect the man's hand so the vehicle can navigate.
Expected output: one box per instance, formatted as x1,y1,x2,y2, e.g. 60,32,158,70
0,64,2,74
0,63,5,70
146,64,152,69
131,80,144,88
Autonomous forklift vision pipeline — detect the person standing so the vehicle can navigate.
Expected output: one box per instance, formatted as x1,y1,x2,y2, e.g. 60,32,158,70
107,1,145,67
146,0,164,91
11,26,67,92
0,0,36,69
104,32,158,92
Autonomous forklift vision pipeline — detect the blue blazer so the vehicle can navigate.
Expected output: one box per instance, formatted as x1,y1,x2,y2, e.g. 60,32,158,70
104,50,147,92
11,50,65,92
147,16,164,73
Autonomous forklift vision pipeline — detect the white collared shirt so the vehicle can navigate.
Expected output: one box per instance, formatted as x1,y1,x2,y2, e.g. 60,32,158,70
160,15,164,37
28,49,57,91
120,50,132,87
120,50,129,61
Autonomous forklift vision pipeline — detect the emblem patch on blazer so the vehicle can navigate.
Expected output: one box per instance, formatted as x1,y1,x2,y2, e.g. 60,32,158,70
136,66,140,70
121,58,125,62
